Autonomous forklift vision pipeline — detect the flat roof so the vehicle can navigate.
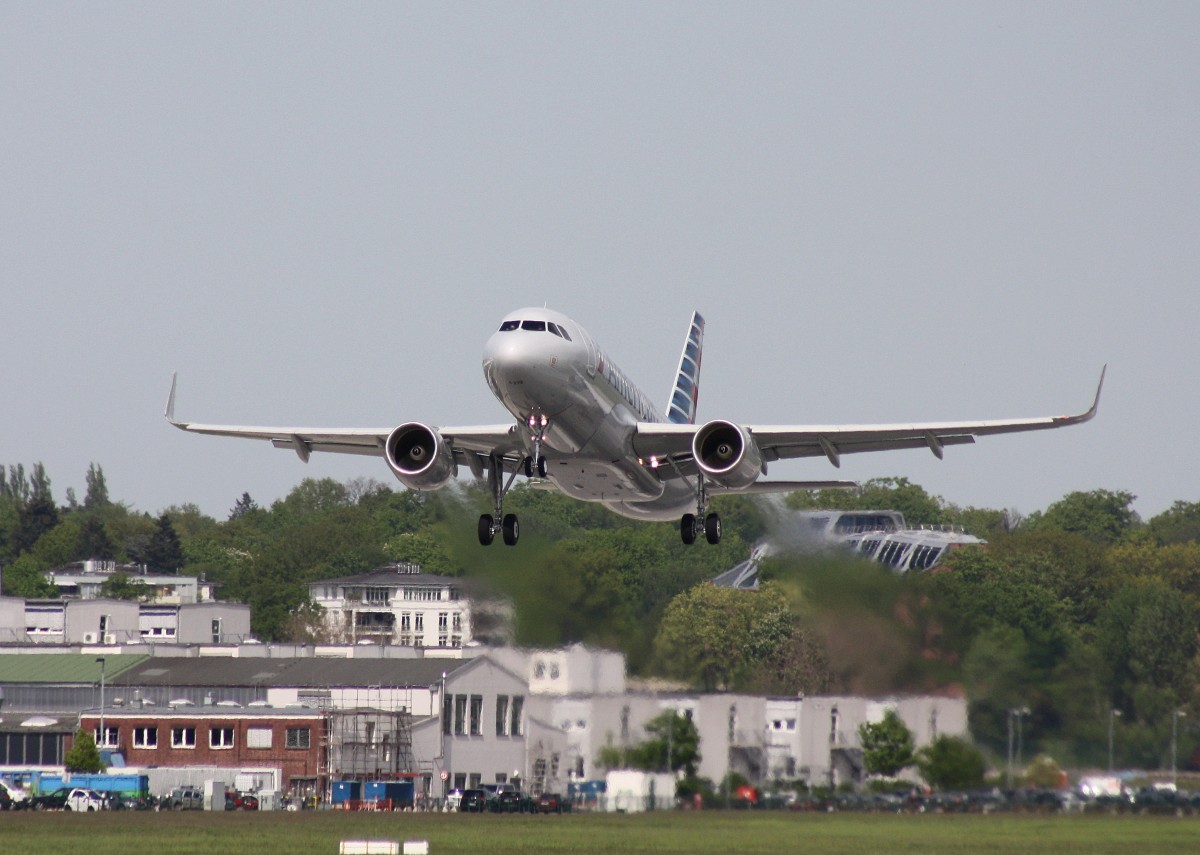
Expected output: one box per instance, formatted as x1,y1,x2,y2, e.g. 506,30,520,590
0,653,149,684
110,656,470,689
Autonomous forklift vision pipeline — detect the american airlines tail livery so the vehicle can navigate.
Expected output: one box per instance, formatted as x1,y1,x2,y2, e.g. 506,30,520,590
167,308,1104,547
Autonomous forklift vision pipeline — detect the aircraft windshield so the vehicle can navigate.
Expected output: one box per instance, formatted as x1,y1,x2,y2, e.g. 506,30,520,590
521,320,547,332
498,319,569,339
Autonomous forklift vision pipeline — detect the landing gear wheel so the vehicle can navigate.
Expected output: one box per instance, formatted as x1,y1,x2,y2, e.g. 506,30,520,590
502,514,520,546
478,514,495,546
537,457,547,478
524,458,533,478
681,513,697,545
705,513,722,545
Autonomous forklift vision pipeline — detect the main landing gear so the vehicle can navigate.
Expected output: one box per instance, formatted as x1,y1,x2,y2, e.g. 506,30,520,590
680,479,721,545
478,454,523,546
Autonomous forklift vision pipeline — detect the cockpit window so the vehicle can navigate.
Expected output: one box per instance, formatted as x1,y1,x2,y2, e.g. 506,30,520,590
521,320,547,332
557,324,572,341
499,320,520,332
547,322,563,338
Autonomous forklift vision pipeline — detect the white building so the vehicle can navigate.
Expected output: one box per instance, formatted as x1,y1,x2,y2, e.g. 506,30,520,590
309,563,473,648
46,560,220,604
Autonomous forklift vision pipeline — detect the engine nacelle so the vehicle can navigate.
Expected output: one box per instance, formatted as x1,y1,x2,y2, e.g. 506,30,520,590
384,422,456,490
692,419,764,490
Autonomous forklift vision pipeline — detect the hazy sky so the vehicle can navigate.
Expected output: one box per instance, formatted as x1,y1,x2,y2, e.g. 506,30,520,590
3,3,1197,526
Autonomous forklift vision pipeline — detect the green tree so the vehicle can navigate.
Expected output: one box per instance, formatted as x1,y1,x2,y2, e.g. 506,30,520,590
0,553,57,597
228,492,259,521
1148,501,1200,546
97,572,151,602
1026,489,1140,545
143,513,184,573
625,710,702,777
64,729,105,773
12,494,59,554
76,515,117,561
858,708,915,778
916,736,985,791
787,477,944,526
83,463,110,509
655,582,794,690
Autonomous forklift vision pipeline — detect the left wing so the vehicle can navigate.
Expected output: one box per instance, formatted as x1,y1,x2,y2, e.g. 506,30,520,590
633,366,1105,475
164,374,520,465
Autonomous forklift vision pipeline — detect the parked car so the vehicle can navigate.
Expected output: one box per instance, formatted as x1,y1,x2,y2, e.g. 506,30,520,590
491,790,534,813
237,794,259,811
31,787,105,811
0,780,29,810
164,786,205,810
446,788,464,811
535,792,568,814
459,789,489,813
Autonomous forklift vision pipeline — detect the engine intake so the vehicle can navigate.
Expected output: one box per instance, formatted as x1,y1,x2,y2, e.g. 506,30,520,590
692,420,763,489
384,422,456,490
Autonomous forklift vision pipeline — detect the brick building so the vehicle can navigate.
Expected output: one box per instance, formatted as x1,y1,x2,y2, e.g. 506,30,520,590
79,706,325,796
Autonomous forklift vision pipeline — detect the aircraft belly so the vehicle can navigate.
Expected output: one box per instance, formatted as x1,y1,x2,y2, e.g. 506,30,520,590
548,458,664,505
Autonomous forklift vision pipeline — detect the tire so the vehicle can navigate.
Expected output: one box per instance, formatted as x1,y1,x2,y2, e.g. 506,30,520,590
704,513,722,545
681,514,697,545
537,457,547,478
478,514,495,546
502,514,519,546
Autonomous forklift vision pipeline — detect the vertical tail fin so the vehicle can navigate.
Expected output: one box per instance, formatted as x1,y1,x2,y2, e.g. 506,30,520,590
666,311,705,424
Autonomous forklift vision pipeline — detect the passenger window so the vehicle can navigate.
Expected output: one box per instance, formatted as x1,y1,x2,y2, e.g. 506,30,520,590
521,320,547,332
499,320,520,332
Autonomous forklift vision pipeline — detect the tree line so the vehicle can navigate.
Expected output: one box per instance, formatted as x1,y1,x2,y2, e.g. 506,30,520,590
4,464,1200,772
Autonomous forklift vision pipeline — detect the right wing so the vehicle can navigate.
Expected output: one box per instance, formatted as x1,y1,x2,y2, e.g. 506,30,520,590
164,373,520,467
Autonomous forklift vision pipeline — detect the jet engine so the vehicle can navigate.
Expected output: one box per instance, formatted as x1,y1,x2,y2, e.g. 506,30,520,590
384,422,456,490
692,419,764,490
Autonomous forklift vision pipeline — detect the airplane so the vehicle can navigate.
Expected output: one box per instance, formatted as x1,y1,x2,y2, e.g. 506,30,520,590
166,307,1104,547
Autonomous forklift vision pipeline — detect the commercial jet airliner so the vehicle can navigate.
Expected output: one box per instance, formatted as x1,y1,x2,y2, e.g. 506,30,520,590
166,308,1104,547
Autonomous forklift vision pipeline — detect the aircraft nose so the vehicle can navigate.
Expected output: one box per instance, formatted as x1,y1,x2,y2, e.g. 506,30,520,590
482,327,569,410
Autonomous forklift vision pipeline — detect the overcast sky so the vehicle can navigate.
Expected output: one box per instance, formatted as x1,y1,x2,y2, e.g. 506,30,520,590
3,3,1197,526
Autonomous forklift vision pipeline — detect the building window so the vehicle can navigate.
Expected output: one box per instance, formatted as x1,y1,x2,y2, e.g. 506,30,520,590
510,696,524,737
210,727,235,749
211,618,222,643
438,634,448,647
414,613,424,633
400,613,411,632
469,696,483,736
247,727,272,749
133,727,158,748
438,612,448,631
452,613,462,632
94,726,119,748
443,695,452,736
364,587,388,604
496,695,510,736
453,695,467,736
286,727,311,749
450,635,462,648
171,727,197,748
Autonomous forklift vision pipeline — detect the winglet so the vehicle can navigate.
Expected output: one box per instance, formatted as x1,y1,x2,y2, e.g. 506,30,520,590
1059,364,1106,426
666,311,705,425
165,372,183,427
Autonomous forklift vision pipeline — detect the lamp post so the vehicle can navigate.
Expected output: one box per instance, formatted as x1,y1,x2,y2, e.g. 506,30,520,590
1172,710,1187,786
1107,708,1122,772
95,656,106,752
1014,706,1030,771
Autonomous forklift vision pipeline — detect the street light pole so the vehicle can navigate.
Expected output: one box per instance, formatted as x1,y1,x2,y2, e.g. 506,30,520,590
1172,710,1186,787
1107,708,1122,772
95,656,106,753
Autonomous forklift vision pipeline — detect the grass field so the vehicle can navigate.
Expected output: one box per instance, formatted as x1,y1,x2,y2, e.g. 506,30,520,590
3,811,1199,855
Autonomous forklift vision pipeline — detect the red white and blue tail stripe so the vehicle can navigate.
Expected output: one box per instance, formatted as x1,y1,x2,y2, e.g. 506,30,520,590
666,312,704,425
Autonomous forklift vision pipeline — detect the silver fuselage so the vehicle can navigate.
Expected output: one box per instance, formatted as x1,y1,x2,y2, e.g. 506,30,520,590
482,307,693,521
